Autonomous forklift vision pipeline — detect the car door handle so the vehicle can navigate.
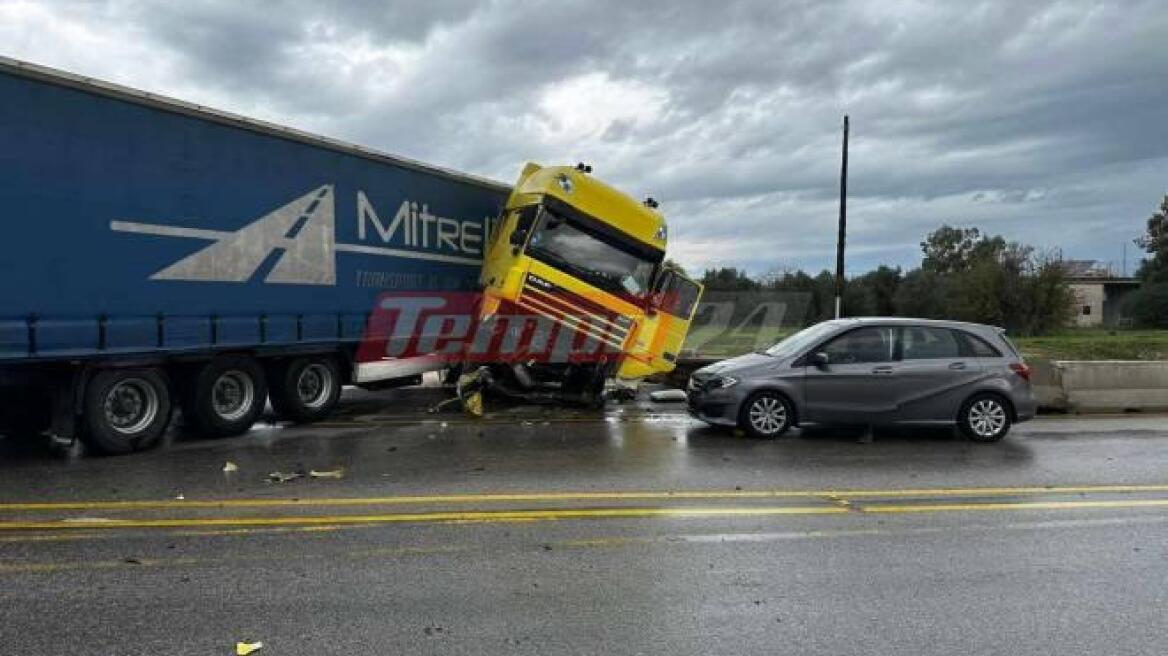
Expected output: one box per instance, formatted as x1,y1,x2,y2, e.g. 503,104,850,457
871,365,894,374
948,362,967,370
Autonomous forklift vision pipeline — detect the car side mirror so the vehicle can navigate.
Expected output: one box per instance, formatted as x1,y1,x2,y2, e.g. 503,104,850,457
811,352,830,368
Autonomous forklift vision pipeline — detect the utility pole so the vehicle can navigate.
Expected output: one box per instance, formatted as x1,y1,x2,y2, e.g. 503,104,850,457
834,115,849,319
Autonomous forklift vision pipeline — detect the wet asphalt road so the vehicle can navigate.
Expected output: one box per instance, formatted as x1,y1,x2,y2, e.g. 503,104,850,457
2,387,1168,655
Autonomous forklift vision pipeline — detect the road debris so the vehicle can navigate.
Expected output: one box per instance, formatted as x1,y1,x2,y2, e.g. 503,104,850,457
267,471,303,483
235,641,264,655
649,389,688,403
222,461,239,473
308,468,345,479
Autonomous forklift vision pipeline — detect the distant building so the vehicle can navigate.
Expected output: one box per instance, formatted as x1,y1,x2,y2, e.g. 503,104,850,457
1063,260,1140,327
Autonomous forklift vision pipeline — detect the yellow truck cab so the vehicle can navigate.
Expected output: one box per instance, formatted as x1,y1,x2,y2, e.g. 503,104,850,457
479,163,702,396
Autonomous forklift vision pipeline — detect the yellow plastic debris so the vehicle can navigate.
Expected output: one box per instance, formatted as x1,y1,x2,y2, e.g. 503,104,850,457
462,390,484,417
235,641,263,655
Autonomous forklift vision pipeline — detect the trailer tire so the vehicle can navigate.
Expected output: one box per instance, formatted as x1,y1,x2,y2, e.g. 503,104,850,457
182,356,267,438
81,368,172,455
269,356,341,423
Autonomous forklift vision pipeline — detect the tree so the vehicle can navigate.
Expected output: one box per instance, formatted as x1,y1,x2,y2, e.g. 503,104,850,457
921,226,1006,275
699,267,759,291
893,269,950,319
907,227,1073,334
1022,251,1076,334
662,258,688,277
853,265,902,316
1124,283,1168,328
1135,194,1168,283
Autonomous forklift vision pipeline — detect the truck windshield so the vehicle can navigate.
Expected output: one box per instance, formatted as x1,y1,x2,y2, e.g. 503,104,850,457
527,208,658,297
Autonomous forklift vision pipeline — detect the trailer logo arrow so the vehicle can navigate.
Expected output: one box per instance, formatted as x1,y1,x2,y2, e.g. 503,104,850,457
110,185,487,286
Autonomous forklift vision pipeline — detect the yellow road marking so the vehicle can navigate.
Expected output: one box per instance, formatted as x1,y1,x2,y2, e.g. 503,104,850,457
0,506,847,531
864,499,1168,513
5,495,1168,532
170,525,347,537
5,484,1168,512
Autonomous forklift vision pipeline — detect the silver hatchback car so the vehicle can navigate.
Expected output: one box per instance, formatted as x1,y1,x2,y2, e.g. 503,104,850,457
688,318,1037,441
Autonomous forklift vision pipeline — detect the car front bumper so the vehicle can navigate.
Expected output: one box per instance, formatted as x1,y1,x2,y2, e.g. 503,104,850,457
686,390,738,428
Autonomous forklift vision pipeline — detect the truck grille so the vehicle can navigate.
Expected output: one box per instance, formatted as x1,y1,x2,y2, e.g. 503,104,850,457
517,274,634,350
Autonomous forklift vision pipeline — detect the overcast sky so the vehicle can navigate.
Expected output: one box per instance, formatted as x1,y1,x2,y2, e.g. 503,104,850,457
2,0,1164,276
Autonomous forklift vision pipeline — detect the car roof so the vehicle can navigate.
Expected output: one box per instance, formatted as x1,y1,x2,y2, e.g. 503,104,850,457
823,317,1005,334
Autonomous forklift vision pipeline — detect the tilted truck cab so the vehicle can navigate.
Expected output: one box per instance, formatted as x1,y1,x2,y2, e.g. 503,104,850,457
478,163,702,394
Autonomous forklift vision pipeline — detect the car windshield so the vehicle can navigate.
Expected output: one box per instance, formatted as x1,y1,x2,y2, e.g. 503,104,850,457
526,208,658,296
764,321,843,357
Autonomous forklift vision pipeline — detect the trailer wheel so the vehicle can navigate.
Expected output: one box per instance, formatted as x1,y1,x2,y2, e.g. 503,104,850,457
81,368,172,455
269,356,342,423
183,356,267,437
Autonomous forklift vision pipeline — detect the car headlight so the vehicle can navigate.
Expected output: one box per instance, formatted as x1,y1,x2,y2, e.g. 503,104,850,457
708,376,738,389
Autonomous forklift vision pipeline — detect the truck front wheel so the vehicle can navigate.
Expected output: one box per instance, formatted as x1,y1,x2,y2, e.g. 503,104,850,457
269,356,342,423
81,368,172,455
182,356,267,437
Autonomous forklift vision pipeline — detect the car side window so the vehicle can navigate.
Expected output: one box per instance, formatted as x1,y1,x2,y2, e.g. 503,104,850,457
821,327,895,364
901,326,962,360
956,331,1003,357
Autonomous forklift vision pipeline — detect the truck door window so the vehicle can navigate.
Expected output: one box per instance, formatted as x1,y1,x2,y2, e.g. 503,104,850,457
654,271,700,318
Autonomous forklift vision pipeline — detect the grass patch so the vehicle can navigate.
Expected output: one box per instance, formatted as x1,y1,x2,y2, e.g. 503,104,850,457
1013,330,1168,361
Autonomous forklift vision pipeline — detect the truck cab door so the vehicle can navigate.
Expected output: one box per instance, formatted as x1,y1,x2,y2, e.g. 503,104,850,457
648,269,703,367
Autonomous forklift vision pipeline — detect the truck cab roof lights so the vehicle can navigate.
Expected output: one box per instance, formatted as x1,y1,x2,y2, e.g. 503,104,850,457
643,197,659,209
556,173,574,194
575,162,593,173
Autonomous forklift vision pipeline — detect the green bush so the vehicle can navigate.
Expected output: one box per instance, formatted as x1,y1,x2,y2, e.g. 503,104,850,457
1124,283,1168,328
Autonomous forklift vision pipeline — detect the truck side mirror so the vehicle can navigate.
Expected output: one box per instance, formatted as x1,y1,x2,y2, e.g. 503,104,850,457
811,352,830,368
509,229,527,253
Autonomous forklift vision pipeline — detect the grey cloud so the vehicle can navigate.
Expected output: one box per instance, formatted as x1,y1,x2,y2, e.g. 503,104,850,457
3,0,1164,276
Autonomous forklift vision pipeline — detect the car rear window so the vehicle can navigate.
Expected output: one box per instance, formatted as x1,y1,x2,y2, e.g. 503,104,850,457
996,330,1023,359
956,331,1003,358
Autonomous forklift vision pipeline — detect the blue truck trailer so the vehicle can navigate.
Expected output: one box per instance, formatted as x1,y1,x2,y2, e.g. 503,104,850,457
0,56,510,453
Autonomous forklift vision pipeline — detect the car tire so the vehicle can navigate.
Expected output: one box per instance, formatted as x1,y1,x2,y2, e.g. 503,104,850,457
81,368,172,455
738,391,793,439
269,356,342,423
182,356,267,438
959,393,1012,442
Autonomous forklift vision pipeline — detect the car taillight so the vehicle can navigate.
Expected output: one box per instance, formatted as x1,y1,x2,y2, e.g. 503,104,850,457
1009,362,1031,381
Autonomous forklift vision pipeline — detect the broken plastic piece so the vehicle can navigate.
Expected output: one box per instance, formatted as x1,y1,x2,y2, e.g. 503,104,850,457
308,468,344,479
222,461,239,473
236,641,263,655
650,389,688,403
267,471,303,483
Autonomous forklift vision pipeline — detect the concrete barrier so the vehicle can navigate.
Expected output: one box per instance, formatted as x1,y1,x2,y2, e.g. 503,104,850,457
1032,359,1168,413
